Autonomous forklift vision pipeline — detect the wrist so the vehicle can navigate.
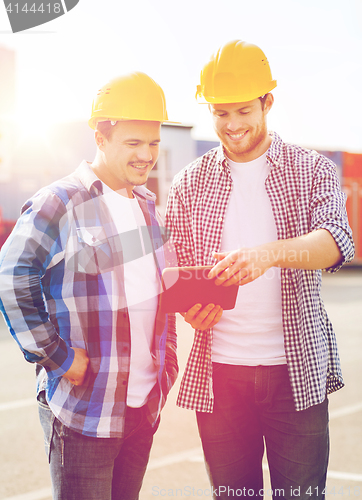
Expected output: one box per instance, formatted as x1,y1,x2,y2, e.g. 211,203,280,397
258,242,280,268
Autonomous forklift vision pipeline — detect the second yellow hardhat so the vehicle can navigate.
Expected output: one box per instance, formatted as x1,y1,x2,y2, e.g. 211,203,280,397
89,72,170,129
196,40,277,104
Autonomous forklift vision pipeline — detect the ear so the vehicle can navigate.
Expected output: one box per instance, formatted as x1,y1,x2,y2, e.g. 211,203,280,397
95,130,106,150
264,93,274,115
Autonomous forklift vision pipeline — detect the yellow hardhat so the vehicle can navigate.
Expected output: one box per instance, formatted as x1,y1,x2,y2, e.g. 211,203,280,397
196,40,277,104
89,72,170,129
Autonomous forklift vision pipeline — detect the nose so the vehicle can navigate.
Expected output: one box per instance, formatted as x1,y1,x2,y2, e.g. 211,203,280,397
136,145,153,163
226,115,243,132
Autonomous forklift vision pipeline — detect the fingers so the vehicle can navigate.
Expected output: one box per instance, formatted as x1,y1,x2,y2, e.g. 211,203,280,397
65,374,86,386
208,250,261,286
208,250,245,284
68,378,80,386
68,372,87,386
64,375,83,386
183,303,223,331
208,252,234,280
218,265,250,286
63,348,89,386
208,306,223,329
183,303,203,319
210,259,248,286
212,251,229,262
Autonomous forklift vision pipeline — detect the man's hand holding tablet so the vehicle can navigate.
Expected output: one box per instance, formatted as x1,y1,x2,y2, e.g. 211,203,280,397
160,265,239,330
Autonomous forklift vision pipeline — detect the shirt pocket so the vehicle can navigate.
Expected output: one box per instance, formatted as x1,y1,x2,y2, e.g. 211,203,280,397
66,226,114,275
77,226,107,247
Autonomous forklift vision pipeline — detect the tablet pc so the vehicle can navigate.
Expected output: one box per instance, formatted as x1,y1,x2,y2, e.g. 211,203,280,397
160,266,239,313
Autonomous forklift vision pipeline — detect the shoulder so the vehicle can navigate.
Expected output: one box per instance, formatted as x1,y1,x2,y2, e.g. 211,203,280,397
21,169,92,217
269,132,338,174
172,147,221,190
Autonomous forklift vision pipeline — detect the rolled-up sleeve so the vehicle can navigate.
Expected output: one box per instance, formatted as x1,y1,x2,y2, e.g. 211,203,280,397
165,312,178,388
310,158,355,272
165,181,195,268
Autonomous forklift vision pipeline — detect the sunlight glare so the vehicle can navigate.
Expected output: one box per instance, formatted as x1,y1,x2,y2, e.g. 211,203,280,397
15,68,74,142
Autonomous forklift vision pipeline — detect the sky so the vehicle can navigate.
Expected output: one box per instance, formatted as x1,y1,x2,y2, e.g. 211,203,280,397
0,0,362,152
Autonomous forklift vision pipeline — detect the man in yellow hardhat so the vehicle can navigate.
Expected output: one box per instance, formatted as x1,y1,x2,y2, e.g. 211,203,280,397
0,72,178,500
166,41,354,498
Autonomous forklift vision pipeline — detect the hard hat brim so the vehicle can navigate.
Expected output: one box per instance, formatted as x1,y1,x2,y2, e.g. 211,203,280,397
89,117,181,130
196,81,277,104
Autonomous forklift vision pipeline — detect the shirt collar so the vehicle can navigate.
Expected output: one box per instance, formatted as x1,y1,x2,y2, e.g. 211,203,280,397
75,161,103,194
266,131,284,168
215,131,284,172
215,144,230,173
216,144,227,164
133,185,157,203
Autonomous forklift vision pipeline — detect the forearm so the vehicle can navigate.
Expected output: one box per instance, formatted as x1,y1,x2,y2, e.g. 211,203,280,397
210,229,343,286
263,229,343,270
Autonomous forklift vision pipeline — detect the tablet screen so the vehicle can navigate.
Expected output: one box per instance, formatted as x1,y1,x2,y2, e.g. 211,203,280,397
160,266,239,313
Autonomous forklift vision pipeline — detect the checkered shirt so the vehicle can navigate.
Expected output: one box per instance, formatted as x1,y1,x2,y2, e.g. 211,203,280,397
0,161,178,438
165,132,354,412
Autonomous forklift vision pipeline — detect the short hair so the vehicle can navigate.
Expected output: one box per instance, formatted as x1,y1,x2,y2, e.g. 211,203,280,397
95,121,115,141
258,93,269,110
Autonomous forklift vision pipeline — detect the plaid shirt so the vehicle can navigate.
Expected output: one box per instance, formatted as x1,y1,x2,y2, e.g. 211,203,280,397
0,161,178,438
165,132,354,412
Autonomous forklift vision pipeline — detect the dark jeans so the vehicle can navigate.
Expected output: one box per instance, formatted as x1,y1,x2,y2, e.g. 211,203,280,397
196,364,329,499
38,393,158,500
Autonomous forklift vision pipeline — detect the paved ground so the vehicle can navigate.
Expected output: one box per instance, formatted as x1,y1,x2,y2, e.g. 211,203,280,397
0,267,361,500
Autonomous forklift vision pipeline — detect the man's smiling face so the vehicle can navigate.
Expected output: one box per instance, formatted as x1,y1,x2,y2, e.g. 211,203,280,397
210,94,273,162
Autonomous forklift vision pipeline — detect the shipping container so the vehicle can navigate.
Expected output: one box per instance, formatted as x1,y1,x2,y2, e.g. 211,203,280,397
341,153,362,264
343,152,362,178
343,177,362,264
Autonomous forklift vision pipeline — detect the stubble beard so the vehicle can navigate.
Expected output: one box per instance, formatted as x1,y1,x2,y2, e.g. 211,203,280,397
221,122,268,161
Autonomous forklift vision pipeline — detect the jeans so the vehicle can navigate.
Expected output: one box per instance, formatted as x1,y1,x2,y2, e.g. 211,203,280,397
196,364,329,499
38,393,158,500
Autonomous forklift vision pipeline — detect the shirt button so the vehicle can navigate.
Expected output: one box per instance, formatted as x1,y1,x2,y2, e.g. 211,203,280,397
226,185,231,190
218,217,223,222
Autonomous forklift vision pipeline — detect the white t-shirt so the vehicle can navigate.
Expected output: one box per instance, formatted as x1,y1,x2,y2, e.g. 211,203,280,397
212,153,286,366
102,183,159,407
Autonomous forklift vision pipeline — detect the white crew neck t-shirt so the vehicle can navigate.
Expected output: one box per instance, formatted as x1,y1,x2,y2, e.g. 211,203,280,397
212,153,286,366
101,183,159,407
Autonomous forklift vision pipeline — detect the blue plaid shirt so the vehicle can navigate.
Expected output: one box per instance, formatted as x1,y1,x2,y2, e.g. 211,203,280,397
0,161,178,438
165,132,354,412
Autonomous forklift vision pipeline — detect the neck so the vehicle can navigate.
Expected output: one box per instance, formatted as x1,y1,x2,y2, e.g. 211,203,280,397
90,155,134,198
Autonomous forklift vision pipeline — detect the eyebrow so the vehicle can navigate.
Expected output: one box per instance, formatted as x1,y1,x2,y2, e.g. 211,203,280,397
213,105,252,113
124,138,161,143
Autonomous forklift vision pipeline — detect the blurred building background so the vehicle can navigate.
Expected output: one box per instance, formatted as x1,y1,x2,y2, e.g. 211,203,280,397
0,119,195,219
1,46,362,263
